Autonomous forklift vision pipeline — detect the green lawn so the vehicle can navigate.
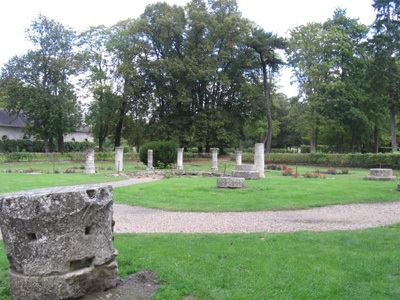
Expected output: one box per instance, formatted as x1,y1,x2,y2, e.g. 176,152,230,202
114,176,400,211
0,225,399,299
0,163,399,299
0,173,124,194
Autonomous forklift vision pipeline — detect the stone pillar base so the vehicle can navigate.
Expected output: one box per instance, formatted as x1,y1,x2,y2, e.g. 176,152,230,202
217,177,245,189
365,168,397,181
9,260,119,300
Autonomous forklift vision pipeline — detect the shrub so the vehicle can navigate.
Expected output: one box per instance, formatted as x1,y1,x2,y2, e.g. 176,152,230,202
326,167,337,175
0,140,94,153
63,141,95,152
139,141,179,169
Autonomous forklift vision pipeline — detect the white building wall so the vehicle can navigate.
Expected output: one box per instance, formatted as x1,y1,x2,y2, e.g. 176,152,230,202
64,132,94,142
0,126,93,143
0,127,29,140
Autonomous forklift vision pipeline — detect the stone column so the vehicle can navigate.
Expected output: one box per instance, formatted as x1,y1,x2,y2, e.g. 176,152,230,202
132,147,137,153
254,143,265,178
115,147,124,172
235,151,242,166
85,148,96,174
146,149,154,170
0,184,119,300
177,148,184,170
211,148,219,171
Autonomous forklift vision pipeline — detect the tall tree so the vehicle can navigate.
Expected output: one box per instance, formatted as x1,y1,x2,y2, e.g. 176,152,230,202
246,27,286,153
107,19,150,148
0,14,81,153
371,0,400,152
79,25,120,151
286,22,330,152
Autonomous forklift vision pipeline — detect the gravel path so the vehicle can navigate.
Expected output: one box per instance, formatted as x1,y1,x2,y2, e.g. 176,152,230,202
110,177,400,234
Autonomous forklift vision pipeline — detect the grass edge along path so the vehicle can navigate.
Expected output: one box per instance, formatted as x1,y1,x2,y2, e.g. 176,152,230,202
0,173,124,194
114,176,400,212
0,224,397,299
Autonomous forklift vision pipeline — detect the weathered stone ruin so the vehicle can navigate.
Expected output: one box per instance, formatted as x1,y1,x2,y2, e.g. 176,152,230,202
235,151,242,166
232,164,261,180
0,184,119,300
177,148,184,170
146,149,154,170
211,148,219,171
254,143,266,178
365,168,397,181
115,147,124,172
217,177,245,189
85,148,96,174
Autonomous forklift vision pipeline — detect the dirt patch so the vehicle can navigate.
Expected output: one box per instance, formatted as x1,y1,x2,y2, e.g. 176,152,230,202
80,271,161,300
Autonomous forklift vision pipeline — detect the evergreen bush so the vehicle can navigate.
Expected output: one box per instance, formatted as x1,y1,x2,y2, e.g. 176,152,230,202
139,141,179,169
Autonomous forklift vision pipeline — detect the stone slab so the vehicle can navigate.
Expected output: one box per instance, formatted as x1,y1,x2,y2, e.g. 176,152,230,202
365,175,397,181
232,170,261,180
217,177,245,189
235,164,256,172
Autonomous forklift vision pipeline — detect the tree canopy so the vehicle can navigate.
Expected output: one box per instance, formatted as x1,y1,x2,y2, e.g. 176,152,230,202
1,0,400,154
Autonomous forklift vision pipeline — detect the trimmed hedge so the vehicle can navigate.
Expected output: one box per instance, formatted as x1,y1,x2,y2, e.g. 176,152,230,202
232,152,400,169
0,151,139,163
0,139,95,153
139,141,179,169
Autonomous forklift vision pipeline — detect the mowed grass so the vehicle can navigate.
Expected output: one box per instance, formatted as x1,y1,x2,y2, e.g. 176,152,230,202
114,176,400,211
0,224,399,299
0,173,124,194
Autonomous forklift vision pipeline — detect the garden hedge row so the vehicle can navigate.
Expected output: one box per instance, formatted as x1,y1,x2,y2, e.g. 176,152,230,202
0,151,139,163
0,139,95,153
235,152,400,169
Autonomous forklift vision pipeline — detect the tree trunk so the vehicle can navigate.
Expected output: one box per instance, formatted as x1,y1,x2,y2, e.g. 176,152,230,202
44,136,49,153
350,132,356,153
239,139,242,151
49,138,55,153
310,137,316,153
198,145,203,153
58,134,64,154
374,125,379,154
390,103,397,152
337,133,343,153
310,127,317,153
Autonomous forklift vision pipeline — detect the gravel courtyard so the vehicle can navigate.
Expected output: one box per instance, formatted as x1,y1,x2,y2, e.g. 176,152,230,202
110,177,400,234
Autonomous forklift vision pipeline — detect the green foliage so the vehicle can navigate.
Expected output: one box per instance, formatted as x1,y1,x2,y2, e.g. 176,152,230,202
63,142,96,152
300,145,331,153
0,15,82,152
0,140,94,154
261,152,400,168
139,141,178,169
0,139,45,152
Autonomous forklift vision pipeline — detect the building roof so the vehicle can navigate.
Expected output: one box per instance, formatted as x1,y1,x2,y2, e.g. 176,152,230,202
0,108,91,133
0,108,27,128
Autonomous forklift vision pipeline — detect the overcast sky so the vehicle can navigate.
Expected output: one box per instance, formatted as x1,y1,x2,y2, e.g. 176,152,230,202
0,0,376,97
